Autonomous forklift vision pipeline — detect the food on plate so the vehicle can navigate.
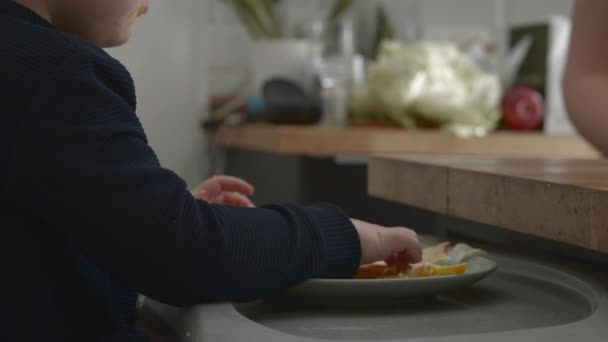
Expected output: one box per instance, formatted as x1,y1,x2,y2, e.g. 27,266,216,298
408,262,468,278
422,242,487,266
354,242,486,279
354,262,399,279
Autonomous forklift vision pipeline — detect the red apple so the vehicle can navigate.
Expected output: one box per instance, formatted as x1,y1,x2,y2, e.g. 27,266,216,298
501,85,545,130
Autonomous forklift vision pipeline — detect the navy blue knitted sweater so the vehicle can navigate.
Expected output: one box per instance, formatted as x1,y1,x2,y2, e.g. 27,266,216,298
0,2,361,341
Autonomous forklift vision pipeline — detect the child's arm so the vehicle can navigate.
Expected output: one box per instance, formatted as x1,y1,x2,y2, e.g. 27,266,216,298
564,0,608,154
7,51,361,306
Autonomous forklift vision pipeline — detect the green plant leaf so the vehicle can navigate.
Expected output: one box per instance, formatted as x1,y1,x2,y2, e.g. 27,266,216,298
230,0,263,38
372,4,396,58
260,0,282,37
229,0,281,39
328,0,354,23
241,0,274,37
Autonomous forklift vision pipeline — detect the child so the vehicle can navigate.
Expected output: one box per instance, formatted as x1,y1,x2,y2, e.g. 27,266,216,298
0,1,422,341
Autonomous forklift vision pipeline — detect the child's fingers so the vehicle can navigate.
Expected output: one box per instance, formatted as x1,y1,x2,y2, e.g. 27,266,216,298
382,227,422,266
213,176,255,195
218,192,255,208
192,176,254,201
192,181,221,200
385,252,416,273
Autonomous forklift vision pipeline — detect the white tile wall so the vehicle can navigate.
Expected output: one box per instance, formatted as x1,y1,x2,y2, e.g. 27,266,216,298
419,0,497,28
506,0,573,25
108,0,208,186
205,0,574,68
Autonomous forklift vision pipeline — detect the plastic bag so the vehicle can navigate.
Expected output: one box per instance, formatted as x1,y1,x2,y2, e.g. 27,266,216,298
351,40,501,137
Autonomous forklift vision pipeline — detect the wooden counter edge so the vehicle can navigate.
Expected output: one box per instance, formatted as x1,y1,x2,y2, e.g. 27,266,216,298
209,125,601,158
368,156,608,253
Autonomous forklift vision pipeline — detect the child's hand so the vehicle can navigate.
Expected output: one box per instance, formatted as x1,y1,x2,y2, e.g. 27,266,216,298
351,219,422,268
191,176,255,207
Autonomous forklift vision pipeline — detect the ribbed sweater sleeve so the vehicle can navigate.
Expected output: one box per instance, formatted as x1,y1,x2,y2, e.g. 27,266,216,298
8,50,361,306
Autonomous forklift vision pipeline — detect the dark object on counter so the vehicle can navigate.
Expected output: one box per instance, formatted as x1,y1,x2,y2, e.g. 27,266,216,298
202,78,322,132
501,84,545,130
509,23,549,95
248,79,322,125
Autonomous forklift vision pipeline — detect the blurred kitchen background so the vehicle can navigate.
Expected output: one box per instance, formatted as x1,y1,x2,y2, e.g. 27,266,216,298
106,0,574,188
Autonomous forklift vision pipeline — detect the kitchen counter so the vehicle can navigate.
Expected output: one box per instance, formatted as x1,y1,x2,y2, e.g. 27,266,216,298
368,156,608,253
209,124,600,157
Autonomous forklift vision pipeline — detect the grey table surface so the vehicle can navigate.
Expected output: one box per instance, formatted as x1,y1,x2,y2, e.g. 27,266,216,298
149,237,608,342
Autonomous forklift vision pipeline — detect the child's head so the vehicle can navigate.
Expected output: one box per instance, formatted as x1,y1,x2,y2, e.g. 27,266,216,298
19,0,148,47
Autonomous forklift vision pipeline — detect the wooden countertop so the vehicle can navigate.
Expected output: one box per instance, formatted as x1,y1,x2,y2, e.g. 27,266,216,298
368,156,608,253
209,124,600,157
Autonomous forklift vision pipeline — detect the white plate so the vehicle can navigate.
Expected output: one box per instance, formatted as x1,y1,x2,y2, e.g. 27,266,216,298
285,256,497,301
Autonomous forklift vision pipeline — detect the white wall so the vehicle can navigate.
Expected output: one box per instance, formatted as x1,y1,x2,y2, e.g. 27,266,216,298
414,0,573,44
108,0,208,186
419,0,497,28
205,0,575,65
506,0,573,25
417,0,573,28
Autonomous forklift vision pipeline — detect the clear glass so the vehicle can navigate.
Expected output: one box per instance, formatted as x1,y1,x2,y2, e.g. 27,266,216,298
309,19,355,127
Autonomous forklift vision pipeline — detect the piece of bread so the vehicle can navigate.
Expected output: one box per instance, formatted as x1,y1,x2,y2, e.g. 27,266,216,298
421,241,454,264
